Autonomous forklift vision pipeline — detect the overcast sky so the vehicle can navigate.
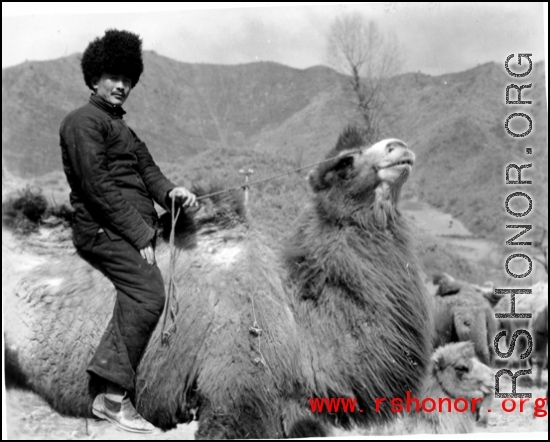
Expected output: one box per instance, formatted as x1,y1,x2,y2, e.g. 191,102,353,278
2,3,548,76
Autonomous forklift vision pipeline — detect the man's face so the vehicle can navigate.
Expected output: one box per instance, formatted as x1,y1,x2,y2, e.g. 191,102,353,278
92,73,132,106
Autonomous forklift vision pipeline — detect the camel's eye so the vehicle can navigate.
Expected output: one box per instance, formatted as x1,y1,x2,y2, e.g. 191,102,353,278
455,365,469,374
331,155,355,182
333,155,354,171
308,155,355,192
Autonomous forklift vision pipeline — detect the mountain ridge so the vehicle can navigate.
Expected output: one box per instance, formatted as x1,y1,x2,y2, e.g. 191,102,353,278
2,52,547,240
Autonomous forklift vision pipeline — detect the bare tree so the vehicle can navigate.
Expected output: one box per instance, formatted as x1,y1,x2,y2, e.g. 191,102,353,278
327,13,402,143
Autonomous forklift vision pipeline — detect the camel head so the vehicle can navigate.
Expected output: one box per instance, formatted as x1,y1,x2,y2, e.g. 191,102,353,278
432,341,494,401
308,126,414,227
433,273,503,307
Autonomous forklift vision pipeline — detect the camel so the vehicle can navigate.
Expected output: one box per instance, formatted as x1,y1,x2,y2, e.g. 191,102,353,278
430,273,501,427
331,341,494,436
393,341,494,434
3,128,432,439
431,273,500,367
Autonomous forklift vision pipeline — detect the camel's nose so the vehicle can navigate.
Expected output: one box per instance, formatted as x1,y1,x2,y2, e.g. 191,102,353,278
387,140,407,153
471,358,495,392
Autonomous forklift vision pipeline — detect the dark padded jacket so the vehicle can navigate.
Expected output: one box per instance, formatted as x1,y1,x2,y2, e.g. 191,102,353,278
59,94,176,252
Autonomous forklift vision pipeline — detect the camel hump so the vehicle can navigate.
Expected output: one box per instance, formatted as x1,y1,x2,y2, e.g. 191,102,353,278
333,125,366,153
2,183,248,252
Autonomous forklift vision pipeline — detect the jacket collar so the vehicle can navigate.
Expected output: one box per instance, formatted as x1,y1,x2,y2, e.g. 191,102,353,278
89,94,126,118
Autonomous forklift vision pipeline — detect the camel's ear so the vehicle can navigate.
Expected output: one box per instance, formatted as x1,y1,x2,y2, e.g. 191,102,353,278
432,272,454,285
306,167,322,192
434,273,462,296
479,283,501,304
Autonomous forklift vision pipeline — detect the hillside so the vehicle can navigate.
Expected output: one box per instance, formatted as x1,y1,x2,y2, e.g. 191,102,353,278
388,62,548,238
2,52,548,241
2,53,344,176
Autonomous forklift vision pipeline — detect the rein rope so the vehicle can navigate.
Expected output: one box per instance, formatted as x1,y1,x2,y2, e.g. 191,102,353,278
194,146,365,201
160,196,182,346
159,146,365,345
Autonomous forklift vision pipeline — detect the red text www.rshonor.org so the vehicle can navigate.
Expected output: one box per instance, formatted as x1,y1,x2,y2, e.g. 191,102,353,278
308,392,482,414
308,393,549,417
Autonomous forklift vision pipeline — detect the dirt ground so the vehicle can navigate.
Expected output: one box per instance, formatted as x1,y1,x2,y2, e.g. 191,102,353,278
4,375,548,440
4,388,197,440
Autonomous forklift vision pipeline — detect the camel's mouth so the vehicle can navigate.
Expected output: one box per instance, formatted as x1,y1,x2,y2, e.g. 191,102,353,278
379,153,415,170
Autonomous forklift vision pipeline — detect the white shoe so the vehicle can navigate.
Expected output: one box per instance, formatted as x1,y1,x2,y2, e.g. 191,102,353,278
92,393,156,434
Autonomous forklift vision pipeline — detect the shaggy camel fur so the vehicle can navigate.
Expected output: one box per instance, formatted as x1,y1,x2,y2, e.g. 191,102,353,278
4,128,432,439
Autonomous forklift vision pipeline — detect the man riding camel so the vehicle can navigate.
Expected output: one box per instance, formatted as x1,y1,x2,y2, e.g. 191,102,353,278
59,29,196,433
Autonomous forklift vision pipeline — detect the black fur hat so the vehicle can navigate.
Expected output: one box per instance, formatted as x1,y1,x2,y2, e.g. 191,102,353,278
81,29,144,90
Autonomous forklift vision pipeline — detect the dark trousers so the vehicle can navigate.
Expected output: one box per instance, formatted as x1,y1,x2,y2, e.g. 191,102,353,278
80,231,166,392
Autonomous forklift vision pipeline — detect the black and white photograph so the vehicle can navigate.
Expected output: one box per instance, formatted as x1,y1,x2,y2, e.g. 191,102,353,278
2,2,548,440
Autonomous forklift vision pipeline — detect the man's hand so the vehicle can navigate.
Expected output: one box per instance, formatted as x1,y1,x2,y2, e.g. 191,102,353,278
139,242,156,265
168,187,198,208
